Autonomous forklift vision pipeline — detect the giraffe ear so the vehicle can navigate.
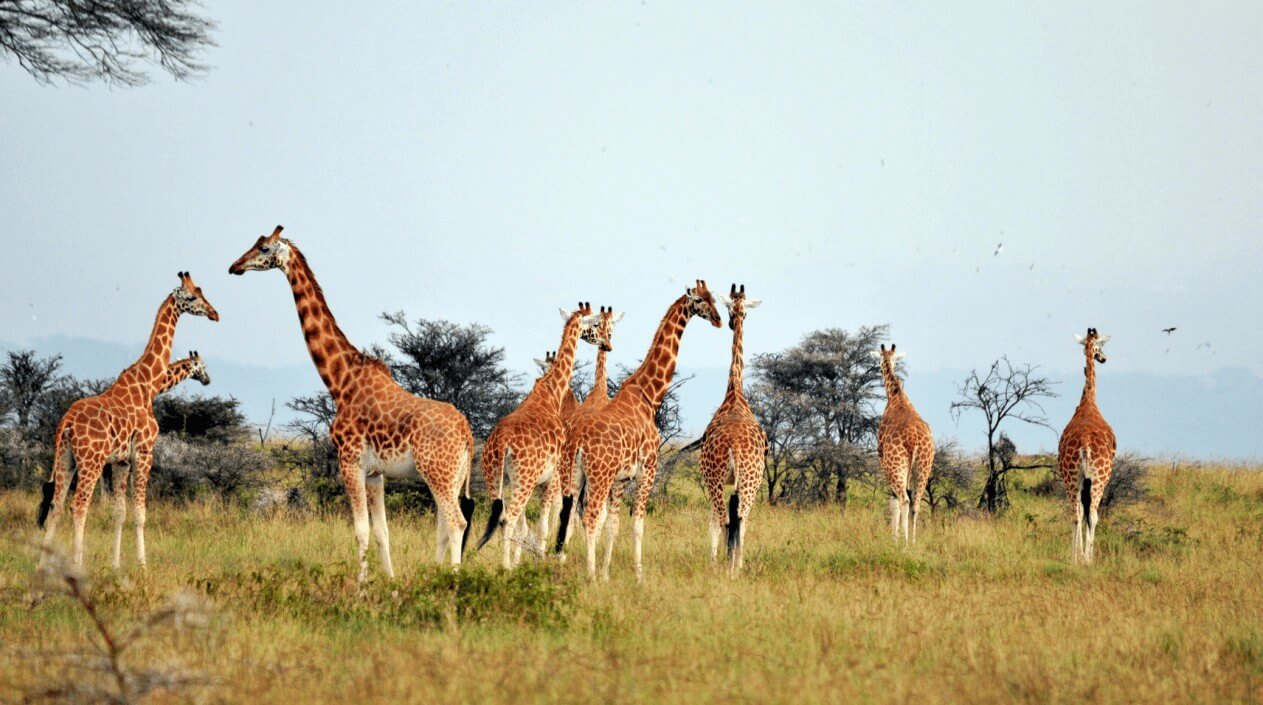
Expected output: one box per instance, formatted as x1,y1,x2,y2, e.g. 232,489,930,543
870,350,883,360
1097,334,1111,345
1074,334,1087,344
611,311,624,324
717,293,732,308
893,351,907,361
533,358,547,368
745,298,762,309
559,307,573,321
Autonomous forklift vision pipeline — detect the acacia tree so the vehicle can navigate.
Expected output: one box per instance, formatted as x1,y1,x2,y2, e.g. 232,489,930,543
379,312,524,439
950,357,1057,513
744,326,889,507
0,0,216,86
0,350,63,432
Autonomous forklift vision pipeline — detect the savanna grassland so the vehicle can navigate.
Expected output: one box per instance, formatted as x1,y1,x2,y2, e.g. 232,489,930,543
2,463,1261,705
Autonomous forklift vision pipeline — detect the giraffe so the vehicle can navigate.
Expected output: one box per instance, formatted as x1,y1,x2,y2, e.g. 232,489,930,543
544,305,623,554
558,281,722,581
475,303,605,568
876,343,935,545
1057,327,1116,565
36,351,212,539
230,226,475,581
699,284,767,573
39,273,219,570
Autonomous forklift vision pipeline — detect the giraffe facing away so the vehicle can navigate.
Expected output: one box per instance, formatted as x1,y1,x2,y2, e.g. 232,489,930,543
39,273,219,570
558,281,722,581
230,226,475,581
1057,328,1116,564
545,305,623,554
475,303,605,568
36,351,213,545
700,284,767,573
876,343,935,544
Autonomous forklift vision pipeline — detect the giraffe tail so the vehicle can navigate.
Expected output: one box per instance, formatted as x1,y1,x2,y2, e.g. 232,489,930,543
1077,449,1093,521
725,492,740,557
37,425,73,529
555,448,584,553
459,446,475,557
475,448,510,551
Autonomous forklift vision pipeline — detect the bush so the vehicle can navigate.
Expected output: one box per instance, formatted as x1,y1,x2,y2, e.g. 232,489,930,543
150,434,270,502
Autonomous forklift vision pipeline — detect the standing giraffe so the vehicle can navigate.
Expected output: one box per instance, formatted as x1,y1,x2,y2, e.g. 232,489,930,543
475,303,605,568
36,351,213,540
700,284,767,573
876,343,935,544
1057,328,1116,564
558,281,722,581
39,273,219,569
230,226,475,581
545,305,623,554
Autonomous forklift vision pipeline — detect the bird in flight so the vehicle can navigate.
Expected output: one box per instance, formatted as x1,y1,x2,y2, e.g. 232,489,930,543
994,242,1004,256
1162,327,1177,335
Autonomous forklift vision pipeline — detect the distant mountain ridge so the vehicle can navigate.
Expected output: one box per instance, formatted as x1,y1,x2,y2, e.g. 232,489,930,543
5,337,1260,460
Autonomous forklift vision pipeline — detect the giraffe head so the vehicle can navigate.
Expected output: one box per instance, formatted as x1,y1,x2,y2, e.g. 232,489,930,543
584,306,623,352
875,343,906,375
229,225,292,275
187,350,211,386
1074,327,1110,364
173,272,220,321
533,350,558,376
685,279,723,327
716,283,761,331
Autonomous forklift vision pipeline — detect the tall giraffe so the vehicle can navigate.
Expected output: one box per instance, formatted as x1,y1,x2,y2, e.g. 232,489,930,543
559,281,721,581
1057,327,1116,564
700,284,766,573
230,226,475,581
544,305,622,554
36,351,213,543
475,303,604,568
39,273,219,569
876,343,935,544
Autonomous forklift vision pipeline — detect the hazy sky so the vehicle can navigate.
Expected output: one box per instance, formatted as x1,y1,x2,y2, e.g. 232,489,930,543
3,2,1261,396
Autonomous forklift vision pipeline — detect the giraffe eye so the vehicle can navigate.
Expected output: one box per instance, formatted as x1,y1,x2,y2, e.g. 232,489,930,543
260,246,271,254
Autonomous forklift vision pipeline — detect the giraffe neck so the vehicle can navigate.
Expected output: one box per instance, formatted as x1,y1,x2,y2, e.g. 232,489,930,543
155,358,195,396
1079,349,1098,408
116,295,180,394
881,362,903,401
531,314,583,411
620,295,691,409
591,348,609,400
723,313,746,402
284,244,361,400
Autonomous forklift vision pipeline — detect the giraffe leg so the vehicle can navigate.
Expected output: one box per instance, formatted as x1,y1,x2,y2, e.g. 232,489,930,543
1072,495,1085,565
109,461,131,570
513,513,530,565
702,465,725,564
336,448,371,583
585,500,608,582
631,459,658,583
733,467,758,575
39,441,75,567
435,513,450,563
365,474,394,579
131,447,155,569
70,456,106,569
601,492,621,581
431,479,468,567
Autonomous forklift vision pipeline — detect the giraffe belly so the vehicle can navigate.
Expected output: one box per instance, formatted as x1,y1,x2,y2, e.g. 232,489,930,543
363,447,419,480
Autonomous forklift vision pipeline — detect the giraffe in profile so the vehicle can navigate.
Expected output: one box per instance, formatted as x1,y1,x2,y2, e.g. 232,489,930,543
475,303,604,567
876,343,935,544
39,274,219,569
230,226,474,581
557,281,722,581
699,284,766,574
1057,328,1116,564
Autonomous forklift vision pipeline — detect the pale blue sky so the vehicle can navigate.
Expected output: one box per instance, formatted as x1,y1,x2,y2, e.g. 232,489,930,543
2,2,1261,455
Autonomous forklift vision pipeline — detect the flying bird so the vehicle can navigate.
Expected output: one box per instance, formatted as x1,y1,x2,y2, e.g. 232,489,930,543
1162,327,1177,335
994,242,1004,256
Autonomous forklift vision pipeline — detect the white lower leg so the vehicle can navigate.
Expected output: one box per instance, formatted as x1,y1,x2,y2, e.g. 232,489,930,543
601,504,619,580
709,515,722,563
110,475,128,570
889,496,900,542
632,515,645,582
72,510,87,568
365,476,394,578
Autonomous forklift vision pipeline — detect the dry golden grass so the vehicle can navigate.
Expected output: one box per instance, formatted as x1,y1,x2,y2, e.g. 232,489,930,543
2,462,1261,704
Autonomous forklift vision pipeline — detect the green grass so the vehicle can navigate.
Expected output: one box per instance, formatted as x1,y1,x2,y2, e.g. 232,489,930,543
2,463,1261,704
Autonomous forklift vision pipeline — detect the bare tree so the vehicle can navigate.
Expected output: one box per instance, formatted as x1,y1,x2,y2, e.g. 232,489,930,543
747,382,810,504
0,349,62,431
950,357,1058,513
923,438,977,512
0,0,216,86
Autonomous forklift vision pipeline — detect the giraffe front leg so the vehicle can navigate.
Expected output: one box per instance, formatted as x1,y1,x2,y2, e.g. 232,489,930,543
365,474,395,579
336,447,371,583
583,488,608,582
131,448,155,568
110,461,131,570
601,492,621,581
631,459,658,583
70,457,106,569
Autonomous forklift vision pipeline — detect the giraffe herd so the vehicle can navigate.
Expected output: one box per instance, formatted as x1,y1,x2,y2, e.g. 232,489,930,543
36,226,1118,581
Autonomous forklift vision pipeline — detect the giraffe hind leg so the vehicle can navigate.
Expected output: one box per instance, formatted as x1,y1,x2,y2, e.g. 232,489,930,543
725,493,740,560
